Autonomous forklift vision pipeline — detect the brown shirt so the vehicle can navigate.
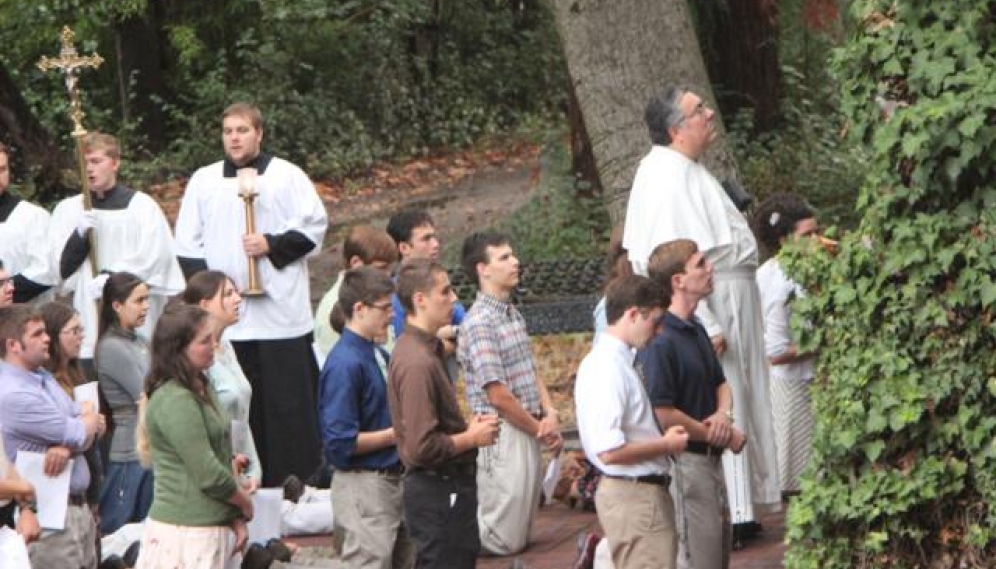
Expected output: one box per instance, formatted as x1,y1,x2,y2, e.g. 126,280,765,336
388,325,476,469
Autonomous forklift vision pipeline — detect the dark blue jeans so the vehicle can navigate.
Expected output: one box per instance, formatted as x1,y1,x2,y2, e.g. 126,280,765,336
98,460,153,534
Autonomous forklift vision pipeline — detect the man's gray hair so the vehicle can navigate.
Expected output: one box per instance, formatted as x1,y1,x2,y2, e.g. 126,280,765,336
645,86,689,146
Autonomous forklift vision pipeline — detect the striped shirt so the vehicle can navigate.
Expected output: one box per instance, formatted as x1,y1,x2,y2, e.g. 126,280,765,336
458,292,542,416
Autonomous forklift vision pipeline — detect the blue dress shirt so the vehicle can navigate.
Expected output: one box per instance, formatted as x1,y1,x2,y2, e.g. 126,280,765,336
318,328,400,470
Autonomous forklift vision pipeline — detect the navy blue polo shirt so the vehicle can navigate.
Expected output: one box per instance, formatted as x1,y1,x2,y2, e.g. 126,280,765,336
636,311,726,452
318,328,400,470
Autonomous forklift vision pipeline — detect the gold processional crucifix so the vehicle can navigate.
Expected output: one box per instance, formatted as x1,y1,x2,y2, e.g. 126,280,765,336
37,25,104,276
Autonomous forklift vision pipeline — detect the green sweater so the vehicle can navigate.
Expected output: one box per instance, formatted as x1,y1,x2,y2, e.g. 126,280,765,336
145,380,240,526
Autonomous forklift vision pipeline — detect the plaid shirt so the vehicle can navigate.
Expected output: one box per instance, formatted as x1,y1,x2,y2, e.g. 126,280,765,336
458,292,543,416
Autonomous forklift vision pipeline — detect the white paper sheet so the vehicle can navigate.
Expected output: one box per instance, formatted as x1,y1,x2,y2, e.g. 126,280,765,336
74,382,99,412
0,526,31,568
15,450,72,530
247,488,282,544
541,453,563,504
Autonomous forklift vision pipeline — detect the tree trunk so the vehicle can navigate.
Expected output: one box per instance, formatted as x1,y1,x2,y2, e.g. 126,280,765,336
549,0,738,225
699,0,781,132
0,61,73,203
566,72,602,196
114,3,169,154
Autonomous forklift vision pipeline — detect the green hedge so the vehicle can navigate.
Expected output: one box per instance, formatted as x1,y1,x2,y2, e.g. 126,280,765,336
783,1,996,567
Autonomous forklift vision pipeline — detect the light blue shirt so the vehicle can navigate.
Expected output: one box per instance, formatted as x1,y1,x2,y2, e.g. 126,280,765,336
0,360,91,495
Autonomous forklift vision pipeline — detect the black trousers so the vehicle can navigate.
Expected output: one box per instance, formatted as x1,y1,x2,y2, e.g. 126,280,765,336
403,470,480,569
233,334,321,487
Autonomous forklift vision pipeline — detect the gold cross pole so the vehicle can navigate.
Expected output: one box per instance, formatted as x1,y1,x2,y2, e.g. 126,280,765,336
37,26,104,276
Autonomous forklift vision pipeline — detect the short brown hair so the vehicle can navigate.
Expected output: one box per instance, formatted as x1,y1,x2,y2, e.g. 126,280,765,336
334,266,395,324
81,132,121,160
0,142,9,159
396,258,446,315
343,225,398,266
604,275,665,325
0,304,42,358
223,102,264,131
647,239,698,301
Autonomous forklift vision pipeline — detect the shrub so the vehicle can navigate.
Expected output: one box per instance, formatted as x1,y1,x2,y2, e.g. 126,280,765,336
782,2,996,567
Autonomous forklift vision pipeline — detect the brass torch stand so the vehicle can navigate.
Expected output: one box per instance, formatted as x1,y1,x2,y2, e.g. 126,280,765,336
238,168,266,297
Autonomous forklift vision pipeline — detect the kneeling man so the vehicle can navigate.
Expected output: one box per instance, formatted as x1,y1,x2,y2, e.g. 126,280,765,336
318,267,413,568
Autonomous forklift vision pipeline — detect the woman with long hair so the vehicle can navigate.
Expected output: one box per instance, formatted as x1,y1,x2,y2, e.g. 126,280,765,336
179,271,261,486
96,272,154,533
751,193,820,498
137,304,253,568
40,301,104,516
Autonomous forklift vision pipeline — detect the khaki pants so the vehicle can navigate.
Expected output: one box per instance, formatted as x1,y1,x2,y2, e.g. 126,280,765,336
671,453,731,569
594,477,677,569
29,503,97,569
331,470,414,569
477,421,541,555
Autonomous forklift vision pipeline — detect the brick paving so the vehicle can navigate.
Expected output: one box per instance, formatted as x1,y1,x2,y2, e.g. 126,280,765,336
476,503,786,569
287,502,785,568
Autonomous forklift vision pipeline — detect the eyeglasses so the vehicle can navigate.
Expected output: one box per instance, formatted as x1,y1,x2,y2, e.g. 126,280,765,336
681,101,708,123
60,326,85,336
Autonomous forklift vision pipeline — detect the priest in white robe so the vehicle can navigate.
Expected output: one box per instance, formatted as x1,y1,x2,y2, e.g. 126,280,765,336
174,102,328,487
623,87,781,535
49,133,185,366
0,143,56,303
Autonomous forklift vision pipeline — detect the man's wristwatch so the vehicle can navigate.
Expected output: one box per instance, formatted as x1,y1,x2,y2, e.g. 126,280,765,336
20,499,38,513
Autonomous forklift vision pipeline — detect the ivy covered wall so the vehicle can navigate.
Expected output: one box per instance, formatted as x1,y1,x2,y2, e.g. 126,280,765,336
783,1,996,567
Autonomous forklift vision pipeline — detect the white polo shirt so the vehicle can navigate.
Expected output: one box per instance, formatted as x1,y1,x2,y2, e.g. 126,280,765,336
575,333,670,477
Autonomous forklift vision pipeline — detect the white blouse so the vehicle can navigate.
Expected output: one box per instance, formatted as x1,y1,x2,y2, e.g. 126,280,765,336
756,258,815,382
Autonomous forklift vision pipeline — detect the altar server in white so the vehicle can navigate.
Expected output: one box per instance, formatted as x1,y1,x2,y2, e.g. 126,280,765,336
0,142,55,303
49,133,185,366
174,102,328,487
623,86,780,534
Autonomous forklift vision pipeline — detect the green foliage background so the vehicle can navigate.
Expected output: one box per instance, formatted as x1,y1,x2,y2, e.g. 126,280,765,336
782,1,996,566
0,0,565,186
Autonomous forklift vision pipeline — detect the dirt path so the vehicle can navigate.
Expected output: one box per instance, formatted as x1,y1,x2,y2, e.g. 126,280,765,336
307,146,542,304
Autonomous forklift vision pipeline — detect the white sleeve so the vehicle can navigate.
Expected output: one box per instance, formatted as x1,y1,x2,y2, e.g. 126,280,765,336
48,198,83,292
276,164,328,254
575,360,628,456
174,171,206,258
758,265,795,358
17,204,56,285
113,194,184,294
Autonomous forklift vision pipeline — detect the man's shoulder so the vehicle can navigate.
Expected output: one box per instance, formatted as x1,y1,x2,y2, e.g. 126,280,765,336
461,302,496,327
12,199,50,219
187,161,226,185
125,189,166,211
264,156,311,181
52,194,83,213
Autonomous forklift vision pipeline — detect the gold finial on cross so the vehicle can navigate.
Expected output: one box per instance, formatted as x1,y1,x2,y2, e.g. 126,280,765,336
37,26,103,136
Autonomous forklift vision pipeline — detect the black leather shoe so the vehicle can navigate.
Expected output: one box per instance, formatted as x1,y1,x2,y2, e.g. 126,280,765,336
282,475,305,503
242,543,275,569
99,555,127,569
122,541,141,567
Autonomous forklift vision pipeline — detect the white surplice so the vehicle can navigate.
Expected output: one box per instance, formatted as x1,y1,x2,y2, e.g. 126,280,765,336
49,193,185,359
174,158,327,341
0,199,56,289
623,145,781,521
